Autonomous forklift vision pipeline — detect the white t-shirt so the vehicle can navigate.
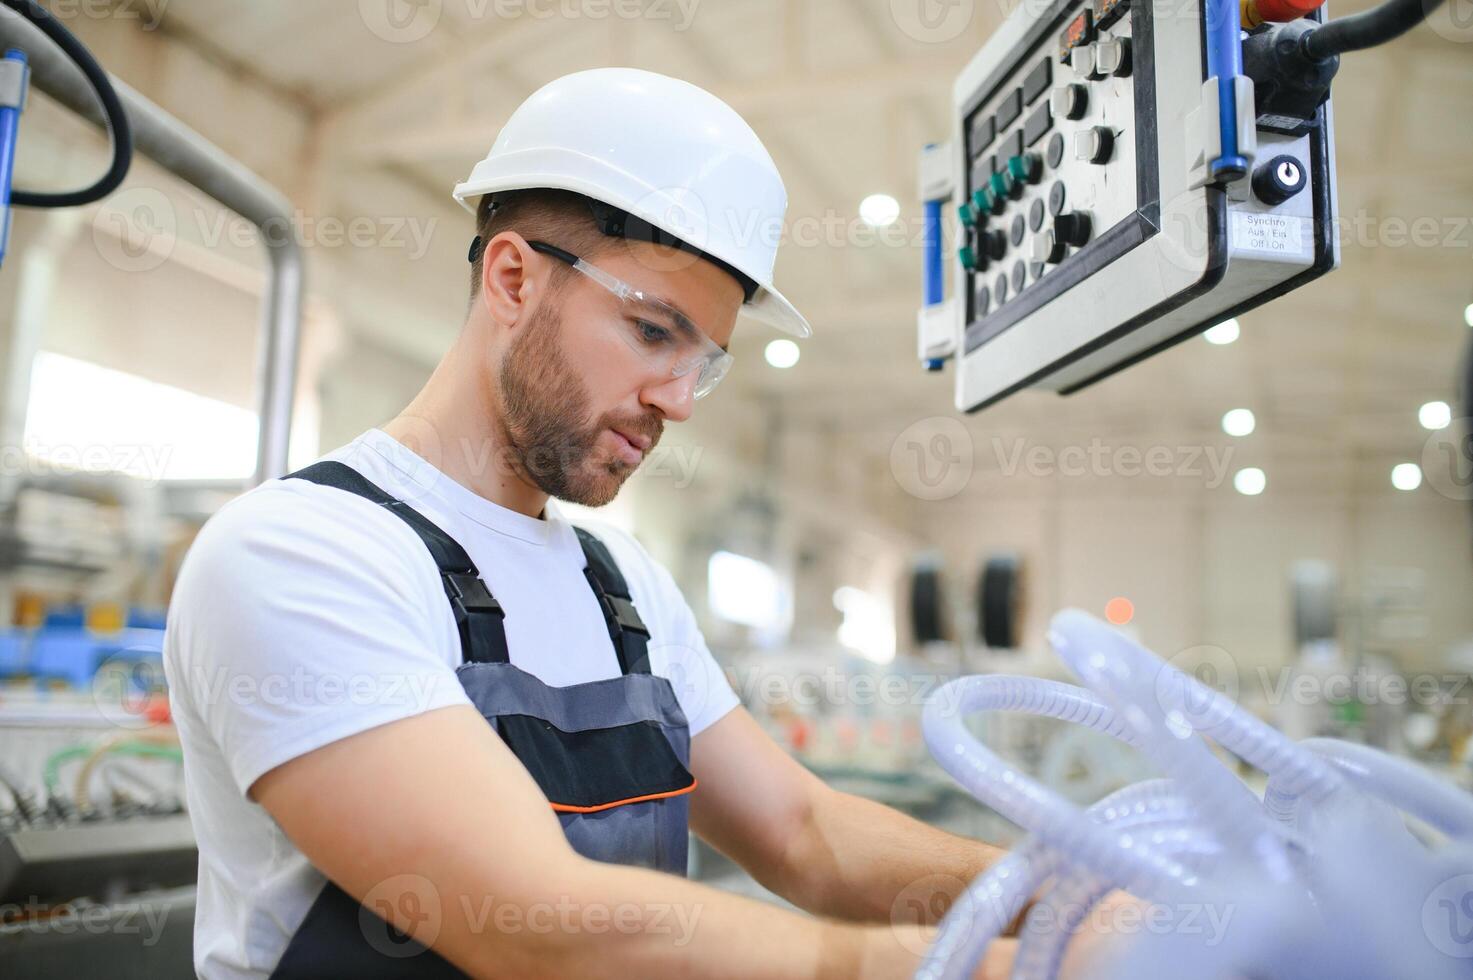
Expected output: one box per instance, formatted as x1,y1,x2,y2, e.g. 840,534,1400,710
163,428,738,980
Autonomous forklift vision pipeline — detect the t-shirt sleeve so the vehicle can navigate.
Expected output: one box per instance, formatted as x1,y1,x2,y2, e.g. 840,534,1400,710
576,521,740,737
165,483,471,798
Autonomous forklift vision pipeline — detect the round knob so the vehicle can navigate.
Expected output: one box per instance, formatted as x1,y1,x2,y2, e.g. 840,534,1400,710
1049,83,1088,120
1055,211,1092,247
1251,154,1307,206
1074,126,1114,165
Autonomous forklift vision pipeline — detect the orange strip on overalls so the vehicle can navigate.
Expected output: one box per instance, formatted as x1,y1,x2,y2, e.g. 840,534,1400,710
548,778,698,814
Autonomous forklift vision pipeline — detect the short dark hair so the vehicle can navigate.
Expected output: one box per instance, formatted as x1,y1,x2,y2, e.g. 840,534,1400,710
467,189,613,300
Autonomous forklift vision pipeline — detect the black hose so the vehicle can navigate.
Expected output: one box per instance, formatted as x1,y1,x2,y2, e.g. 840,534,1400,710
1303,0,1448,59
2,0,132,207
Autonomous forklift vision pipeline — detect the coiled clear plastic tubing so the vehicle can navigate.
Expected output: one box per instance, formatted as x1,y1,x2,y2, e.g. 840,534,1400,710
918,609,1473,980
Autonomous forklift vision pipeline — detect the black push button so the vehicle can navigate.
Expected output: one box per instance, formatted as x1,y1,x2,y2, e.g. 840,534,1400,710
1055,211,1092,247
1023,59,1052,105
982,228,1008,261
1023,102,1052,147
996,88,1023,130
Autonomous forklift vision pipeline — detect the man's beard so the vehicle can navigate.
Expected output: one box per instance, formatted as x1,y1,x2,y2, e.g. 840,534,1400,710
498,301,663,507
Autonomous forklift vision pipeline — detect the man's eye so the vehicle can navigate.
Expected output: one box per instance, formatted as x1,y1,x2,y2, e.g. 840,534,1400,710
635,320,674,346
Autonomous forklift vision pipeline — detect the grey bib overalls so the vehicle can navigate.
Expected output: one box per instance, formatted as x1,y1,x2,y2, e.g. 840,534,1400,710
266,461,696,979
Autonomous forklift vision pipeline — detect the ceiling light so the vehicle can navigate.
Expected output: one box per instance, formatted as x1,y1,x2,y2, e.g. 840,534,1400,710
1418,400,1451,431
1222,408,1256,437
764,338,800,369
1233,467,1266,496
859,193,900,228
1391,462,1422,491
1204,318,1240,345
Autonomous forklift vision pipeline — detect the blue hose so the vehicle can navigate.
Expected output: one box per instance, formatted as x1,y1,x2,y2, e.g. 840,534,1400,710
1205,0,1249,181
923,197,943,307
0,48,28,268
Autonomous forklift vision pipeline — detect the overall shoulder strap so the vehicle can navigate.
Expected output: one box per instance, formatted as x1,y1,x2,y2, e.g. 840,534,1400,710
285,461,510,665
572,527,652,676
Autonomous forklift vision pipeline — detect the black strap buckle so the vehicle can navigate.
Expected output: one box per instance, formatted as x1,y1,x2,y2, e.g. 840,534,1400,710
602,594,650,638
444,572,503,623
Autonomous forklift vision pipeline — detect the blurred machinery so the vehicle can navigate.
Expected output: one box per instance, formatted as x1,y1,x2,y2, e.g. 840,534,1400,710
0,2,309,974
0,687,195,979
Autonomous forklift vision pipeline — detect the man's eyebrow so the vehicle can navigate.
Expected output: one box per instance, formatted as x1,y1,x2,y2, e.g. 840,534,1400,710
630,294,706,344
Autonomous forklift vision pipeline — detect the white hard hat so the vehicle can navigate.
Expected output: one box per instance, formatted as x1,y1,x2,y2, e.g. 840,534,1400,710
452,68,810,339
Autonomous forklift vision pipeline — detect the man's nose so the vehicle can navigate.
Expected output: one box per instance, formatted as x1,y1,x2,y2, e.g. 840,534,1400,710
640,368,699,422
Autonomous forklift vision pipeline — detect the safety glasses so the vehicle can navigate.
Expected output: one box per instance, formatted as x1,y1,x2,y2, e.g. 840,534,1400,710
527,240,734,399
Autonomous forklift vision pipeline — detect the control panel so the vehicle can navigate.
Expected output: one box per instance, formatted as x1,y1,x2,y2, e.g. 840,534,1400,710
917,0,1338,412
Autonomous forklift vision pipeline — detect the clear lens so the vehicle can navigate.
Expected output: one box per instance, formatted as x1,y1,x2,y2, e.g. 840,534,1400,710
571,257,733,399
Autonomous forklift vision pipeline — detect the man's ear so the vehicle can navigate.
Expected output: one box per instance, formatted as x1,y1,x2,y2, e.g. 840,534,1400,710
479,232,539,329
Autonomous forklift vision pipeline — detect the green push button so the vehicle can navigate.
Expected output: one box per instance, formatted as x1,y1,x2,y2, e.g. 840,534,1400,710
1007,153,1040,185
989,170,1015,202
958,245,977,271
972,188,989,214
981,185,1003,216
957,202,974,225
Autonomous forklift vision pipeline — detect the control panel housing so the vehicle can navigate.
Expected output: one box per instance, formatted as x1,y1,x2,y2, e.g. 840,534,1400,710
923,0,1338,412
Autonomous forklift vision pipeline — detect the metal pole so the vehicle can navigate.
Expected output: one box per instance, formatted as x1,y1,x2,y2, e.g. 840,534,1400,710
0,8,304,486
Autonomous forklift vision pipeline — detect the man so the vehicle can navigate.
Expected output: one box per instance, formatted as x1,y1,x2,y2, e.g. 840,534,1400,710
164,68,1061,979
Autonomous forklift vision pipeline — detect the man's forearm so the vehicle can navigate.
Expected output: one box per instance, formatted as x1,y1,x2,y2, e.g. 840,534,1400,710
776,787,1008,925
447,857,933,980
